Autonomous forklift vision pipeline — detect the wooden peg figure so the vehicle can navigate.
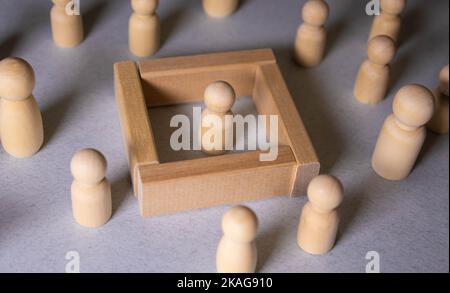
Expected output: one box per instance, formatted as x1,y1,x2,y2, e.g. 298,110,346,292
294,0,330,68
0,58,44,158
427,65,449,134
203,0,239,18
200,81,236,156
51,0,84,48
369,0,407,43
354,35,396,104
216,206,258,273
372,84,435,181
297,175,344,255
129,0,161,57
71,149,112,228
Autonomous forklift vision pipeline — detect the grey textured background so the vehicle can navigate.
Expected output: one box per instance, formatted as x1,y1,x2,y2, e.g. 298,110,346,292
0,0,448,273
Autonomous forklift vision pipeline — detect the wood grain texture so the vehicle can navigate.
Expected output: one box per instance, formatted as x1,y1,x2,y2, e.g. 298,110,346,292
137,146,296,217
114,61,159,194
51,0,84,48
139,49,276,107
141,66,255,107
129,0,160,57
292,162,321,197
254,64,320,196
252,66,290,146
114,49,320,216
140,48,275,75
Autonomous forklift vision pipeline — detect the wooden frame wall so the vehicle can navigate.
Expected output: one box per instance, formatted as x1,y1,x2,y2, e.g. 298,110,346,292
114,49,320,217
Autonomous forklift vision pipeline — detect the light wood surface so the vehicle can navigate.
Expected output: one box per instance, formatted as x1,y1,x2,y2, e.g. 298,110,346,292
137,146,296,217
428,65,449,134
294,0,329,68
200,81,236,155
71,149,112,228
0,57,44,158
297,174,343,255
216,206,258,273
114,61,159,195
369,0,406,43
354,35,396,104
129,0,160,57
139,49,275,107
255,64,320,196
114,49,320,217
372,84,435,180
203,0,239,18
50,0,84,48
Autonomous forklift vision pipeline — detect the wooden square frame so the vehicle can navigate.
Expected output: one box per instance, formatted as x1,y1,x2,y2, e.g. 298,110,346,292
114,49,320,217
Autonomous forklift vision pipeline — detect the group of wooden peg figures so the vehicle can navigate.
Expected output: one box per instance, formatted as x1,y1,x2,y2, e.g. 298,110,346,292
217,174,344,273
50,0,162,53
49,0,240,56
0,0,248,158
295,0,449,181
0,0,448,273
68,145,345,273
66,80,340,274
70,75,448,273
67,80,237,229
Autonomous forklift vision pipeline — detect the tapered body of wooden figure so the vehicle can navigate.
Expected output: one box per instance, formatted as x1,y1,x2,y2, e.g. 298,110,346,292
129,0,160,57
71,149,112,228
297,175,343,255
203,0,239,18
294,0,329,68
199,81,236,156
369,0,406,43
428,65,449,134
217,206,258,273
372,84,434,181
0,58,44,158
51,0,84,48
354,35,396,104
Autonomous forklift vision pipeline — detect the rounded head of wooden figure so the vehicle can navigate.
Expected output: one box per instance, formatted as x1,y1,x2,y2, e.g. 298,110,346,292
367,35,396,65
204,81,236,113
131,0,159,15
52,0,70,6
307,175,344,213
71,149,107,185
222,206,258,243
52,0,71,6
302,0,329,26
439,65,449,96
0,57,35,101
393,84,435,129
381,0,407,15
